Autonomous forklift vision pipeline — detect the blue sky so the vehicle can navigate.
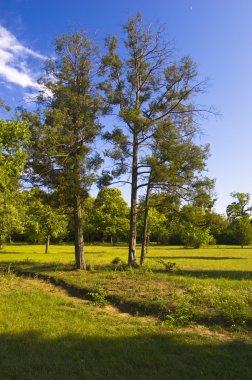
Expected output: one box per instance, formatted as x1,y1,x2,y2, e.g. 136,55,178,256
0,0,252,213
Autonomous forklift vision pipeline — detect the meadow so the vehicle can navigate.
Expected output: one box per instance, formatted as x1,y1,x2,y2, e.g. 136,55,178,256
0,244,252,379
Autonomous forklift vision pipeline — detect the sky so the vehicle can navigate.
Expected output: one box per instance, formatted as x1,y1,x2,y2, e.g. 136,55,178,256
0,0,252,214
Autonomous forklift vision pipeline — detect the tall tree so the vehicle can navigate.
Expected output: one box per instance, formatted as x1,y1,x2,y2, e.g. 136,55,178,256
23,33,104,269
100,13,212,265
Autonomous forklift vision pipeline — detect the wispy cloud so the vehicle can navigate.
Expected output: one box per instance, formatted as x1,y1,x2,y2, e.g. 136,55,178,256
0,25,45,89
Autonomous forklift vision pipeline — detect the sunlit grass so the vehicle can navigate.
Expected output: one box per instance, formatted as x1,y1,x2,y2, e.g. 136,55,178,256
1,245,252,378
0,273,252,380
1,244,252,330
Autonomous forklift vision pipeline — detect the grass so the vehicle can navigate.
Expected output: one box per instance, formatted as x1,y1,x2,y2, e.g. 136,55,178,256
6,244,252,329
0,244,252,379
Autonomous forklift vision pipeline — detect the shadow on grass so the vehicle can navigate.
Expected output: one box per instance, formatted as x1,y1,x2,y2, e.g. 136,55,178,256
174,269,252,280
0,331,251,380
147,256,246,260
2,260,252,328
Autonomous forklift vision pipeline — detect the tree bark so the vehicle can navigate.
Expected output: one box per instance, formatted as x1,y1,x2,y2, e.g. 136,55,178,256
74,195,86,270
45,235,50,254
128,133,138,266
140,180,151,265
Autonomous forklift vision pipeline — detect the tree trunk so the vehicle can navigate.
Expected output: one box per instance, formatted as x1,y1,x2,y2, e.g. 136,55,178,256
140,181,151,265
128,133,138,266
45,235,50,254
74,195,86,270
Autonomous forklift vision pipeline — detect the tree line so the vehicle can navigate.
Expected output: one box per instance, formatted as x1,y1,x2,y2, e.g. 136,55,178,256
1,185,252,253
3,13,248,269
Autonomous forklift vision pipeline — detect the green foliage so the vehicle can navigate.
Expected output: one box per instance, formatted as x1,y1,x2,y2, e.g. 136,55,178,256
0,119,30,191
156,259,176,272
205,211,229,244
230,216,252,247
111,257,127,271
138,206,168,243
0,191,24,244
21,32,107,268
226,193,252,247
25,33,103,203
181,224,212,248
100,13,213,264
0,117,30,246
226,192,252,223
92,188,129,243
88,287,108,307
24,188,68,244
168,206,213,248
165,303,194,328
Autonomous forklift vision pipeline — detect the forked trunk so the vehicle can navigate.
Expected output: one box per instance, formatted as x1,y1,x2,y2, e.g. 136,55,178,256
128,135,138,266
74,195,86,270
45,235,50,254
140,181,151,265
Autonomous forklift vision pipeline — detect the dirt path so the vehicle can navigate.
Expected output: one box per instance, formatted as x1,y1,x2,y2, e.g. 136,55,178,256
23,276,156,322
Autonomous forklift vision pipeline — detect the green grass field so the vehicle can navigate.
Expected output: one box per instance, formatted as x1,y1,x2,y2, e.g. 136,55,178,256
0,244,252,379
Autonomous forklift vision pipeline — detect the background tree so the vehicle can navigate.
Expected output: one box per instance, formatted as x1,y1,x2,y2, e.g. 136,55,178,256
168,205,213,248
139,122,213,263
0,116,29,248
226,192,252,222
226,192,252,247
25,188,68,253
0,191,24,247
92,188,129,244
205,211,229,244
81,197,97,242
23,33,104,269
100,13,213,265
137,204,167,248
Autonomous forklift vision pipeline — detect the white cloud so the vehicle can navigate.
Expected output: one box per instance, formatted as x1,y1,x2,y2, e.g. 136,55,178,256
0,25,46,89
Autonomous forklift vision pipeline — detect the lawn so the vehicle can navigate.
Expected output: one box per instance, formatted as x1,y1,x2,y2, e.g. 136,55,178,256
0,244,252,379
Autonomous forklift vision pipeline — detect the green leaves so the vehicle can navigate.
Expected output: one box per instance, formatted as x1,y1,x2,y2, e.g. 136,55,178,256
226,192,252,223
92,188,129,242
0,119,30,191
226,193,252,247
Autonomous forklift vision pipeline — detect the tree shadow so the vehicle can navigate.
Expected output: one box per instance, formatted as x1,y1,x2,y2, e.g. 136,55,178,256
0,331,251,380
174,269,252,280
147,256,246,260
2,260,252,327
